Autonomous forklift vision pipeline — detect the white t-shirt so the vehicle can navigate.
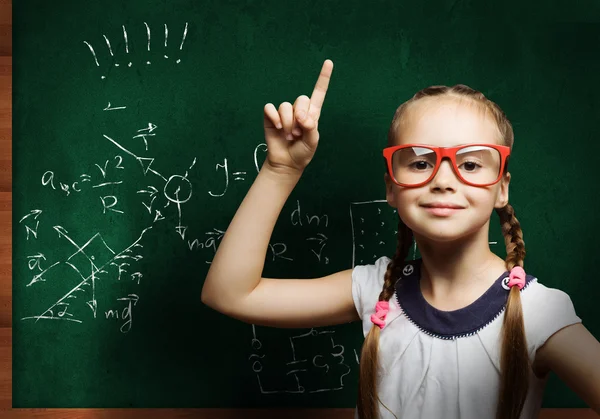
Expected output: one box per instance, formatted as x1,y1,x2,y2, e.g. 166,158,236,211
351,256,582,419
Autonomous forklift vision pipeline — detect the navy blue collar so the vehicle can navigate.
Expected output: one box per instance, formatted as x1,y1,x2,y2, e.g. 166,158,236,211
394,258,535,340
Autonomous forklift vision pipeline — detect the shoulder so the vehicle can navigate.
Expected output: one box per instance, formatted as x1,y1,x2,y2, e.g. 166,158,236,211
520,278,582,355
351,256,391,320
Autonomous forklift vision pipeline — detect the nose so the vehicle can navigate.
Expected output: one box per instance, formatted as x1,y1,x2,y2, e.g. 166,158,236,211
430,158,458,190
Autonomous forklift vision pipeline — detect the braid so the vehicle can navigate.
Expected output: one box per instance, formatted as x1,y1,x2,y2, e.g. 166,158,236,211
357,217,413,419
380,219,414,301
495,203,530,419
496,203,526,269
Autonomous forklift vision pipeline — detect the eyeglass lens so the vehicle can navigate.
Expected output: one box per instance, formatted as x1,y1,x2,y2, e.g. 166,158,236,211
391,145,501,185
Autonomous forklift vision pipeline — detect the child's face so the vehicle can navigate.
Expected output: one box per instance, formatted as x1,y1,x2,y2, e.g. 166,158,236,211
384,97,510,242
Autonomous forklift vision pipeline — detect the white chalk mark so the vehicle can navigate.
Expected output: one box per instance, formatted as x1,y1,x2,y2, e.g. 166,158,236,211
104,135,165,180
26,227,152,324
67,229,116,262
137,186,159,197
137,186,158,197
104,134,139,160
26,261,60,287
65,261,86,281
83,41,100,67
132,133,154,151
92,181,123,188
137,157,155,175
149,168,167,182
19,209,42,223
179,22,188,50
254,143,268,173
104,102,126,111
144,22,151,51
21,315,82,323
137,123,157,133
141,195,156,214
153,210,165,223
164,24,168,48
175,226,187,240
103,35,114,56
122,25,129,53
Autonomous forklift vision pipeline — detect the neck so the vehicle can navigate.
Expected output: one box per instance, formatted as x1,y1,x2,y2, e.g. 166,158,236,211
413,221,506,298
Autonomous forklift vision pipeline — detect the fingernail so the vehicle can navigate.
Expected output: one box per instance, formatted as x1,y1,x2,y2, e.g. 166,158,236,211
286,134,293,141
276,123,282,129
297,111,306,120
292,128,301,136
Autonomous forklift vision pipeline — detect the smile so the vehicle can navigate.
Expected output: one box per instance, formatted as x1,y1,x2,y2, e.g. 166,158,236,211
422,207,464,217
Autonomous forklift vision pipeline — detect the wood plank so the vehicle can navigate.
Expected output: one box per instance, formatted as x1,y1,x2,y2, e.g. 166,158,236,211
0,24,10,56
0,192,9,327
0,55,10,192
0,1,11,25
0,0,10,55
0,327,10,408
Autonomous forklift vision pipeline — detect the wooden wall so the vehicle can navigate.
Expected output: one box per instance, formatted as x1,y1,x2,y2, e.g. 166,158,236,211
0,2,595,417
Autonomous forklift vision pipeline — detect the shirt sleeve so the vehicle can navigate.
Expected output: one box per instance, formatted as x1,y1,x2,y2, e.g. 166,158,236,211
523,281,582,357
351,256,390,334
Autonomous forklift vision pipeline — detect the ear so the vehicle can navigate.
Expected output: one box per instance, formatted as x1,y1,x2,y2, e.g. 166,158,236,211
494,172,511,208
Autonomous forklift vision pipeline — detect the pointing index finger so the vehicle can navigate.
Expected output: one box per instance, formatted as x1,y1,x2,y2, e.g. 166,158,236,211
308,59,333,121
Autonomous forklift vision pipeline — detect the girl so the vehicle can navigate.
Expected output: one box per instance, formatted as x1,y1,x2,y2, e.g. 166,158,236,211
201,60,600,419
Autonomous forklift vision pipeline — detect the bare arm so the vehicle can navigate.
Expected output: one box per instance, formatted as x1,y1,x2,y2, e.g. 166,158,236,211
535,323,600,415
201,60,360,328
201,166,300,310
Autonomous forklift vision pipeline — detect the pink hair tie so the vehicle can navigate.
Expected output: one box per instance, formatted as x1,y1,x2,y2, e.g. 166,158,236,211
507,266,526,290
370,301,390,330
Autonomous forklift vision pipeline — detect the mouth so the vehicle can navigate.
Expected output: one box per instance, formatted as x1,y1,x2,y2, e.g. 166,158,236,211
421,203,465,209
421,205,465,217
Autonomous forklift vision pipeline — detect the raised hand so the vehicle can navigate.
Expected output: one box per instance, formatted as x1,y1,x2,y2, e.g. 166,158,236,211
262,59,333,175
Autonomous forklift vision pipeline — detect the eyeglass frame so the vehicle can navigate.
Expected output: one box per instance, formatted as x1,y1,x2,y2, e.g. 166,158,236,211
383,143,511,188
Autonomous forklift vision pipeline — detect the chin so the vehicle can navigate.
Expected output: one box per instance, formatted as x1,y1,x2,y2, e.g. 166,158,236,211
416,228,471,243
402,215,480,244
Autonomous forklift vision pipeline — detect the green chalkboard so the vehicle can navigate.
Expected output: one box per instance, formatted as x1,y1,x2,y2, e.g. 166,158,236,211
13,0,600,409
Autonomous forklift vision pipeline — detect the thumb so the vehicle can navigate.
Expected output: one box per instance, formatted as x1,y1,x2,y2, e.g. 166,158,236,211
296,109,317,132
298,114,319,151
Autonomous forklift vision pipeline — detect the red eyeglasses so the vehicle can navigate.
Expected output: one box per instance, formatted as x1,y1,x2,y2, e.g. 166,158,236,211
383,143,511,187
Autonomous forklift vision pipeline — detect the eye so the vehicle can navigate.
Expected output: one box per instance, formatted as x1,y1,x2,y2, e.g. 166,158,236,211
410,160,432,170
460,161,482,171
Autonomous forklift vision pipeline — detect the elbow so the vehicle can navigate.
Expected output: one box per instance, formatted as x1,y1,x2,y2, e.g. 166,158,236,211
200,289,209,306
200,281,229,314
200,280,215,308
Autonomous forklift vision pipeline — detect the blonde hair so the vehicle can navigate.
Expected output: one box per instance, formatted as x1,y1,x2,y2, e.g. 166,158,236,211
357,85,529,419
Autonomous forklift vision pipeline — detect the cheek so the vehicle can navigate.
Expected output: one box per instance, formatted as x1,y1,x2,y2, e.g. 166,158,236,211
392,187,420,207
466,187,500,208
393,189,423,226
